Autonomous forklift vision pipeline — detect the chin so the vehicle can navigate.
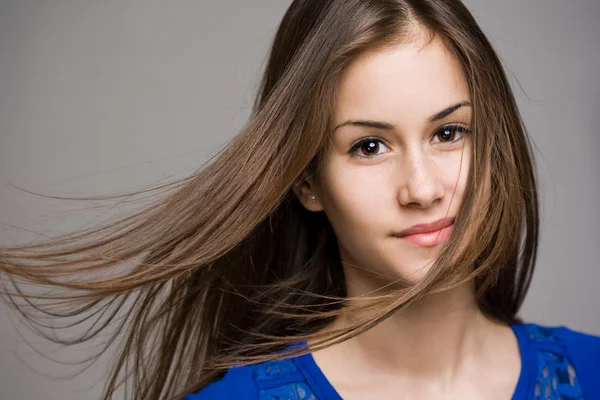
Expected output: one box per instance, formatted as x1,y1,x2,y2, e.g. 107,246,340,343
391,259,436,285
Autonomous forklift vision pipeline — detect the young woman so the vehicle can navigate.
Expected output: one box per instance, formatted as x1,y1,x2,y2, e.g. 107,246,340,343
1,0,598,399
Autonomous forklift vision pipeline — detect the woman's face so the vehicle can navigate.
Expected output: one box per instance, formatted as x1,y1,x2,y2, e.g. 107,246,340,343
300,31,472,292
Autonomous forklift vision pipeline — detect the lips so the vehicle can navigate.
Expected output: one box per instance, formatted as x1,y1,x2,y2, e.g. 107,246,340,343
393,217,455,248
394,217,455,238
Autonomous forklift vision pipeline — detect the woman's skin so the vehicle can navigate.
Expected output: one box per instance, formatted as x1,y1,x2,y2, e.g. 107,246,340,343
294,25,522,399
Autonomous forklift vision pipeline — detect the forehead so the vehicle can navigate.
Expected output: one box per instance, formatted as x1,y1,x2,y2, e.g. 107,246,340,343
334,33,470,126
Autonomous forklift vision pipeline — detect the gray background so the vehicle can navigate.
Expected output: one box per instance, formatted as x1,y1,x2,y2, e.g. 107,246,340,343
0,1,598,399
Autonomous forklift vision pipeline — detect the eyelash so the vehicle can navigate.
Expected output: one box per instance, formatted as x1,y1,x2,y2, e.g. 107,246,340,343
348,124,471,160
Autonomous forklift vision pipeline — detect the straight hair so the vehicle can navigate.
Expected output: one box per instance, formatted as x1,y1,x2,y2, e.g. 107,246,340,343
0,0,538,399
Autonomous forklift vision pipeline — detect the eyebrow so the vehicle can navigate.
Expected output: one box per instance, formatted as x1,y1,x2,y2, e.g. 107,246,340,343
333,101,471,132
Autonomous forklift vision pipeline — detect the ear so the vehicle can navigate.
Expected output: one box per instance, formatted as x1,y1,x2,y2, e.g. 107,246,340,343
293,178,324,212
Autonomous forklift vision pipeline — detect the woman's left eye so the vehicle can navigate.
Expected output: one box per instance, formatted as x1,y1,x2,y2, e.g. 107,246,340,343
432,124,470,144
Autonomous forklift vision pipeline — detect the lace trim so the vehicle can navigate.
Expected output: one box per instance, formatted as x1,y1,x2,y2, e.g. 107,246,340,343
524,325,584,400
252,359,318,400
258,382,317,400
527,325,564,345
253,359,299,383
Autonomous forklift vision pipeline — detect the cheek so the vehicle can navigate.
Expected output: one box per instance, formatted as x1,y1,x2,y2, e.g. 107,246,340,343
318,161,392,233
436,143,471,198
455,145,471,195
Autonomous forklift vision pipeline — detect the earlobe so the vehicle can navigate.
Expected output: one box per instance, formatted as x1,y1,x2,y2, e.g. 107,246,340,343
293,180,323,212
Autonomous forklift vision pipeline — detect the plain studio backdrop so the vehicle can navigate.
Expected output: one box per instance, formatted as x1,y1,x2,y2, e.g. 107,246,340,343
0,1,598,399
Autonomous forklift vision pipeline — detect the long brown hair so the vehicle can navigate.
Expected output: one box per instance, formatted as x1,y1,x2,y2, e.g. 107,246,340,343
0,0,538,399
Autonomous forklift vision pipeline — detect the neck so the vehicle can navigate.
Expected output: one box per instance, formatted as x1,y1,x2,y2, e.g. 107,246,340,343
311,282,508,386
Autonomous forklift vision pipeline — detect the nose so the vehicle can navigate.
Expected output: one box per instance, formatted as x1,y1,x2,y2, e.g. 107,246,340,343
397,152,445,209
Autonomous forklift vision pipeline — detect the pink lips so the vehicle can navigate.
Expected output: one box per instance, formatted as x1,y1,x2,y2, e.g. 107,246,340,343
393,217,455,247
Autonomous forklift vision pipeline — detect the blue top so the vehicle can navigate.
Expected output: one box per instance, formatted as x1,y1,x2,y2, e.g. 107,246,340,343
185,323,600,399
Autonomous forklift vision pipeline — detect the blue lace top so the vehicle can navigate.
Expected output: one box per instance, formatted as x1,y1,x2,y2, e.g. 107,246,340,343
185,323,600,399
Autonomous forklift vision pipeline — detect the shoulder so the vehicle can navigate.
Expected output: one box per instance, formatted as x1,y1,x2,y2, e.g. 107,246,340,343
514,322,600,396
558,324,600,393
515,322,600,361
558,323,600,355
184,357,312,400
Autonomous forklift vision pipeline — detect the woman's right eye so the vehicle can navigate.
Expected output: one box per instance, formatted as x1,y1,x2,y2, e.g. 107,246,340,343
348,137,390,159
